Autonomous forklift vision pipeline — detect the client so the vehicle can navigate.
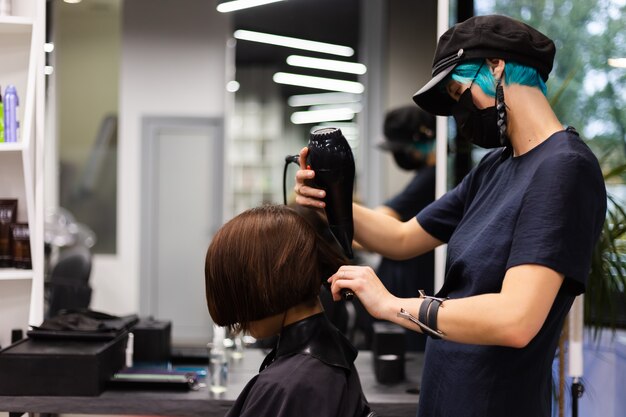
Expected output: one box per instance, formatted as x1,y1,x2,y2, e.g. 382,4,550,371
204,204,374,417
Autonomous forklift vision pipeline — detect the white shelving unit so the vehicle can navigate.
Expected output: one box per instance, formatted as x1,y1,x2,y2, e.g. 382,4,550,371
0,1,45,349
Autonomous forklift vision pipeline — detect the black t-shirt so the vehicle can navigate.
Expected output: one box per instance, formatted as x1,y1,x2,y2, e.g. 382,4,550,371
415,130,606,417
376,167,436,351
385,165,437,222
379,165,436,299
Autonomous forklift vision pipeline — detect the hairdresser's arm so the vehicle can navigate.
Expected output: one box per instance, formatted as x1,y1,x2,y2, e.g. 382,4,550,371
352,204,441,259
294,147,442,259
329,263,563,347
351,205,399,251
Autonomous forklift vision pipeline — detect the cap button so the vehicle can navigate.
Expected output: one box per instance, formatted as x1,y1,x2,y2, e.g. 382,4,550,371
457,48,464,57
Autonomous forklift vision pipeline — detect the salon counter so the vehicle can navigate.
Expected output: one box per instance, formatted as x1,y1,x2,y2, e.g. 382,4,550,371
0,348,422,417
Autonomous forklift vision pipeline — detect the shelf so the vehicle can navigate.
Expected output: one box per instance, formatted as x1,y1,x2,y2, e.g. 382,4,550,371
0,16,34,34
0,142,25,152
0,268,33,281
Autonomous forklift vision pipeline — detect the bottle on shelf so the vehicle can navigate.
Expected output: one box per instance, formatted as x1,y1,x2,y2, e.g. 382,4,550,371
0,199,17,268
11,223,31,269
3,85,19,143
0,0,11,16
0,86,4,143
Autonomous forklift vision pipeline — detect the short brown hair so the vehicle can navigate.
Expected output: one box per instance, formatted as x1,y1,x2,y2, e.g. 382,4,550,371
205,204,348,333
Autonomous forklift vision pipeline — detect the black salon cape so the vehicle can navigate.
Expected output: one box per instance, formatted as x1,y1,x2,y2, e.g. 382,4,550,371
226,313,371,417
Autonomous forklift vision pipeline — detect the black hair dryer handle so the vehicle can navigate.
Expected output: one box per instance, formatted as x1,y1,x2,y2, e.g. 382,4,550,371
307,127,355,260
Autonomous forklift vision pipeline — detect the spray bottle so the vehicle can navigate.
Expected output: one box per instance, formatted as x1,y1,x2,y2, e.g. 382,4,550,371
208,325,228,393
4,85,19,143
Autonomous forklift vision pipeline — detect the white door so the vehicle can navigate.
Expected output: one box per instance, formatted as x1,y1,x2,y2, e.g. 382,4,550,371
140,117,223,346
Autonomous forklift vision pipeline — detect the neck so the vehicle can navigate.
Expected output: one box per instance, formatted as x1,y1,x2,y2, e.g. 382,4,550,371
504,84,563,156
283,298,323,327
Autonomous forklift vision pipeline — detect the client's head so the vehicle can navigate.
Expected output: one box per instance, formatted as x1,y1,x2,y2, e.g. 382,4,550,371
205,204,348,337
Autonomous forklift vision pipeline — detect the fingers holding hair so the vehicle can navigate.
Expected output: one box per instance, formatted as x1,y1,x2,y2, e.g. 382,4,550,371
328,266,393,319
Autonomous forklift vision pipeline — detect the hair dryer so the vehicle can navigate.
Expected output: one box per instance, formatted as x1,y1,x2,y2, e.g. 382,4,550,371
306,128,355,260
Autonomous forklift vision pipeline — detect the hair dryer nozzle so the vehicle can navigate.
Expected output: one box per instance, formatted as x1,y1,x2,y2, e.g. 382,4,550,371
307,128,355,260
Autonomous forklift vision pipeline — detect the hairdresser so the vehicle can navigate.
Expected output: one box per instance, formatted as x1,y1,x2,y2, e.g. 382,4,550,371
294,15,607,417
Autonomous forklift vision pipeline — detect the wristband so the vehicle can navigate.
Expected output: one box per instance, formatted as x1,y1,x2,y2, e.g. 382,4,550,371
418,297,432,328
426,298,442,332
396,290,447,339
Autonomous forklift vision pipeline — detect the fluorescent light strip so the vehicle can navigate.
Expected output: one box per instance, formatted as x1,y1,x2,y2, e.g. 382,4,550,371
288,92,361,107
217,0,285,13
309,102,363,113
286,55,367,75
291,108,356,125
608,58,626,68
234,30,354,57
273,72,364,94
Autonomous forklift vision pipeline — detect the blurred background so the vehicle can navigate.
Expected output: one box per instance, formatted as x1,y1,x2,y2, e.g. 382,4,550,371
40,0,624,414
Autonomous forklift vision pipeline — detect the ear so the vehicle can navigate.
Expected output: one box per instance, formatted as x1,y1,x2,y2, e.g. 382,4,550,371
485,58,506,80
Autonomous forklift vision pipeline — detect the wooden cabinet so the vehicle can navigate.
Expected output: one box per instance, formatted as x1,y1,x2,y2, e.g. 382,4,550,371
0,0,45,349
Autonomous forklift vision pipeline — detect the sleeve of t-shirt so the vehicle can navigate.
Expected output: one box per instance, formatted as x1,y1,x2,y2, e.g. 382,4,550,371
506,152,607,294
416,150,502,242
384,167,436,221
415,166,476,243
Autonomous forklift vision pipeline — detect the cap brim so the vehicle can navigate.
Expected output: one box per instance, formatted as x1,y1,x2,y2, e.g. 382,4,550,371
412,64,457,116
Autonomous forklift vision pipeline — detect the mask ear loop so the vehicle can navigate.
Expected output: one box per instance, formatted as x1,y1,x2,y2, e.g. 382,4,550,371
495,75,510,147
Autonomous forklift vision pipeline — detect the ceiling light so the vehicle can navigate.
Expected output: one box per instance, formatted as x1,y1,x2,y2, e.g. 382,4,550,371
273,72,364,94
217,0,285,13
234,30,354,57
309,102,362,113
63,0,82,4
226,80,240,92
608,58,626,68
291,108,356,125
288,92,361,107
287,55,367,75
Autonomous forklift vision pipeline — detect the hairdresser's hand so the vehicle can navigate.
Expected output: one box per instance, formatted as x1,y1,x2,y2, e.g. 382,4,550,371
294,147,326,209
328,266,397,320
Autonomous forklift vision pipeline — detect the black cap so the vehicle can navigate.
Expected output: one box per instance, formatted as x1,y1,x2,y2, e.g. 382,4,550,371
379,106,435,150
378,106,435,170
413,15,556,116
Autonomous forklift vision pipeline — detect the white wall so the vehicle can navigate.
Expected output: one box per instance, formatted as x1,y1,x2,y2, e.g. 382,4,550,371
89,0,231,315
